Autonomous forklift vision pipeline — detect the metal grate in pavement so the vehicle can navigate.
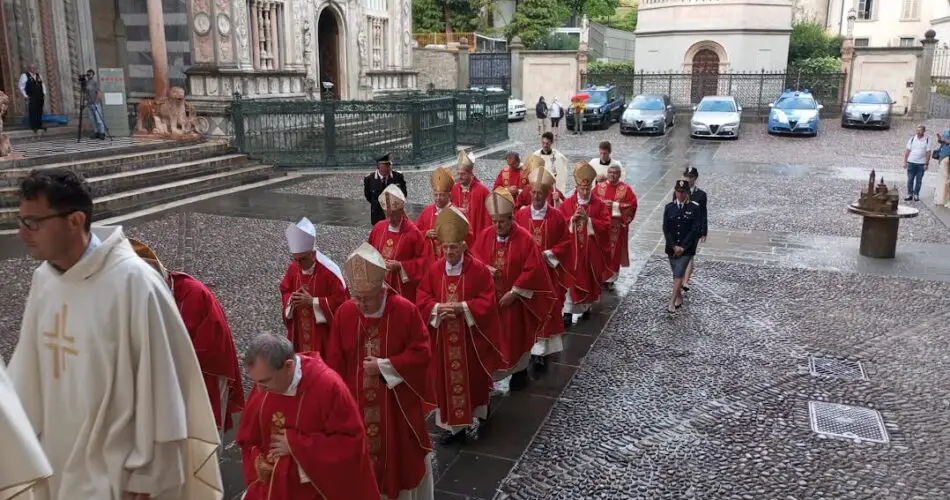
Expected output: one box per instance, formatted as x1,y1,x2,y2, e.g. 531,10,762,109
808,401,889,443
808,356,867,381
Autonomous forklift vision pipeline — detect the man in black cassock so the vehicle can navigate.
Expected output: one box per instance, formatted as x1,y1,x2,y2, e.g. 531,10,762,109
363,152,407,225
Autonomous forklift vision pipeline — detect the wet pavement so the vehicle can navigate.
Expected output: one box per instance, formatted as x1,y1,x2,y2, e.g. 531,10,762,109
2,118,950,499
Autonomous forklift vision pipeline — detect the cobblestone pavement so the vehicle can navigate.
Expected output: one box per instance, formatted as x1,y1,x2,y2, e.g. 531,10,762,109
1,116,949,499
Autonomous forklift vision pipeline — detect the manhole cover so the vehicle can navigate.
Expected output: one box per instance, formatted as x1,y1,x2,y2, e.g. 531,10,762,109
808,401,889,443
808,356,867,380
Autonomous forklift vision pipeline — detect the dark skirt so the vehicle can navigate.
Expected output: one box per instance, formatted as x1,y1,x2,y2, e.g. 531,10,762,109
668,255,693,279
28,97,44,131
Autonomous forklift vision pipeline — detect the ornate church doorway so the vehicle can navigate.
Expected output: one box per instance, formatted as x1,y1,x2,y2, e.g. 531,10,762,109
690,49,720,103
317,9,341,99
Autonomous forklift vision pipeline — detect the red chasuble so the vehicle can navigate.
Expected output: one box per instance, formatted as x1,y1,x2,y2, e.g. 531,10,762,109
514,206,576,339
516,187,565,209
169,272,245,432
416,255,506,427
279,260,348,355
471,225,557,371
595,180,639,275
559,194,612,305
493,167,526,208
416,204,475,259
451,178,492,237
368,217,430,303
237,354,379,500
325,296,432,499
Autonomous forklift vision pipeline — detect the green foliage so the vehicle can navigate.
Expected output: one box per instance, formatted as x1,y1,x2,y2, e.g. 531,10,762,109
588,60,634,74
604,8,637,32
788,21,842,63
789,56,842,74
534,32,580,50
564,0,620,20
504,0,570,48
412,0,480,33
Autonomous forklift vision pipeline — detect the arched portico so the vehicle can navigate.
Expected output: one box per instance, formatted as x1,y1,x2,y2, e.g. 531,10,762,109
685,41,728,102
683,40,729,73
315,4,347,99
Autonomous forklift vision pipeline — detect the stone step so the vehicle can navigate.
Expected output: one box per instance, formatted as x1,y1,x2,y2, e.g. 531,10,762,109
0,141,232,186
0,153,249,207
1,137,206,170
0,163,277,229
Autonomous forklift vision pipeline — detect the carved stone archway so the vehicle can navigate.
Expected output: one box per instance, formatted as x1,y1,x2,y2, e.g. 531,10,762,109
316,6,344,99
685,41,728,103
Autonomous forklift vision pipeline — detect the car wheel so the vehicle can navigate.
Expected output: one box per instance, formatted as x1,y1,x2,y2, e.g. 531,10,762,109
659,121,667,135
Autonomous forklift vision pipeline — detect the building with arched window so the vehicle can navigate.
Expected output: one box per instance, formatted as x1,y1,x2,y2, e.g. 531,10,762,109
633,0,793,75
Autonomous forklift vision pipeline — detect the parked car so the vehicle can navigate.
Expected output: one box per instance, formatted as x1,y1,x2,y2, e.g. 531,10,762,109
689,96,741,139
467,86,526,121
767,90,822,136
566,84,626,130
841,90,895,129
620,94,674,135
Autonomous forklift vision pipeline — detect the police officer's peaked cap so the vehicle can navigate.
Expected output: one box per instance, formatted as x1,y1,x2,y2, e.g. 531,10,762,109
674,179,690,192
377,152,392,163
683,167,699,178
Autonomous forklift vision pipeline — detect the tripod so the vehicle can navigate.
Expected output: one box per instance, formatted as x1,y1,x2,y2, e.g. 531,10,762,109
76,80,113,143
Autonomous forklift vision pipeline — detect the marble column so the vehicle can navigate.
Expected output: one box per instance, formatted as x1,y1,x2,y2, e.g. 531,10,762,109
146,0,169,97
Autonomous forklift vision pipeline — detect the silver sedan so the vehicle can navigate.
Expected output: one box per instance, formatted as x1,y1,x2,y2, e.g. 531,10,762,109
690,96,742,139
841,90,895,129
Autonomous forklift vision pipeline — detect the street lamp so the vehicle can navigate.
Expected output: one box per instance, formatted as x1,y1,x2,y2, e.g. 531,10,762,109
846,8,856,39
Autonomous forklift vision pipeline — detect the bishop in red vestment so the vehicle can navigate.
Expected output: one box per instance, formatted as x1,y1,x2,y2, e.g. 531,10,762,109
451,150,492,237
473,188,556,392
417,166,473,259
368,184,431,302
416,207,505,443
129,238,245,431
493,152,526,208
326,243,434,500
237,333,379,500
516,153,565,209
514,168,575,368
558,161,611,325
595,164,638,287
280,217,348,355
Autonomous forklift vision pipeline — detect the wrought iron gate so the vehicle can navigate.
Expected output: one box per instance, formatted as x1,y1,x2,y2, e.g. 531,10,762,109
469,52,511,90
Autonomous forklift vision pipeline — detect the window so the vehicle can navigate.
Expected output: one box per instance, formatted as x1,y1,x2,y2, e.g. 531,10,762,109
900,37,916,47
854,38,870,47
248,0,285,70
857,0,873,20
901,0,920,20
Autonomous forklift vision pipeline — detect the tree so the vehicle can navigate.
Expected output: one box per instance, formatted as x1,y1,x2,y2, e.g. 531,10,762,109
605,8,637,32
563,0,619,25
788,21,841,63
504,0,570,48
412,0,480,34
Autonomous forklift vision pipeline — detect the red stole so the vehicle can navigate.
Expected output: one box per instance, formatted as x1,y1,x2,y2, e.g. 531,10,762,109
416,204,475,259
514,207,575,338
493,167,525,207
279,261,347,355
451,179,492,237
595,181,638,272
368,218,429,302
558,195,611,304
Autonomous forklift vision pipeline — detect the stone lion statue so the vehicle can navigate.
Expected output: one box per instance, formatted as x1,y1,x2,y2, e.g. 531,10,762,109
0,91,12,157
135,86,197,136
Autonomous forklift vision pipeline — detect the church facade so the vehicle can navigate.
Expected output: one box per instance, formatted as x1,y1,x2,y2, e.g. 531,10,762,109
0,0,416,132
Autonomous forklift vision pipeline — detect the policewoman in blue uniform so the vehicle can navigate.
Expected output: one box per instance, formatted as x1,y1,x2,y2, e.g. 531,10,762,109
681,167,708,291
663,179,703,313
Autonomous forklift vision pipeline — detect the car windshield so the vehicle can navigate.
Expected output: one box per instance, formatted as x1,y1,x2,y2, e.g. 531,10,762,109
774,96,817,110
586,90,608,106
629,96,664,110
696,99,736,113
851,92,889,104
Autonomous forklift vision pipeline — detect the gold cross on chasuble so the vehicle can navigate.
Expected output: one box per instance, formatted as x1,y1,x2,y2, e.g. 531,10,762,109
43,304,78,379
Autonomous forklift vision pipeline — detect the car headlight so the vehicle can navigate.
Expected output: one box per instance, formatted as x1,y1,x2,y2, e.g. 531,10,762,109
691,120,704,127
772,110,788,122
723,122,739,127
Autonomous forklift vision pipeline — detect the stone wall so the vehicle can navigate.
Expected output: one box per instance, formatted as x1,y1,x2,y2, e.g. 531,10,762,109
413,47,458,90
521,50,579,110
850,47,921,115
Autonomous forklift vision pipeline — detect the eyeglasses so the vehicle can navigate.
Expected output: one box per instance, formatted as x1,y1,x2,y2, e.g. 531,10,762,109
17,212,72,231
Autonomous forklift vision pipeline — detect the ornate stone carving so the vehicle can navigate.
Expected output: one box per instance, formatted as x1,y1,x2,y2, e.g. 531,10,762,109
402,0,410,65
232,0,252,65
194,13,212,35
0,92,17,159
216,13,232,36
195,116,211,134
357,24,368,75
134,87,198,137
302,20,312,68
292,0,305,66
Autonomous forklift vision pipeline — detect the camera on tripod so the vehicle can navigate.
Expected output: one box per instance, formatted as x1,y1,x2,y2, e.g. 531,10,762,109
77,73,88,88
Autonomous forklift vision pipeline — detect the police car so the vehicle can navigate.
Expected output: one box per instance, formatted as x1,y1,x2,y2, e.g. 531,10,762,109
767,90,823,136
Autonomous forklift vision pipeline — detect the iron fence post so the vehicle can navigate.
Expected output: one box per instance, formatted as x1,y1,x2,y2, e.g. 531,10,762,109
231,92,245,152
638,69,644,93
757,70,765,116
324,100,337,167
411,101,423,163
668,72,673,97
728,74,733,95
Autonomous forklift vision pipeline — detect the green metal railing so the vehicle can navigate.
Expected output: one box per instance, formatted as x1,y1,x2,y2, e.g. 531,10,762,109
228,90,509,169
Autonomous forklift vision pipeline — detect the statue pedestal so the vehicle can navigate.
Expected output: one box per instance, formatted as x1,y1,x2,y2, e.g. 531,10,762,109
847,203,920,258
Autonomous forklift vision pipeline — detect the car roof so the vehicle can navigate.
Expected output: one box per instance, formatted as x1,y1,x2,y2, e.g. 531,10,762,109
585,85,615,91
777,90,815,99
699,95,735,101
634,94,667,99
853,90,889,95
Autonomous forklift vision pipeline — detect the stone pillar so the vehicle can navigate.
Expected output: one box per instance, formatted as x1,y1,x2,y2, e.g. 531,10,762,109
457,37,470,90
577,40,589,93
912,30,937,119
510,36,523,99
146,0,169,97
840,38,854,101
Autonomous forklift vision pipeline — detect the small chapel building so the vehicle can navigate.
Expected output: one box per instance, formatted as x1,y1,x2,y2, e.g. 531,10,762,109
634,0,793,74
0,0,416,132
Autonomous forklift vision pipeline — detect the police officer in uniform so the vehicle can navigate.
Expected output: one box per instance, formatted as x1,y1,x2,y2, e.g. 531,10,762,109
363,152,407,225
681,167,708,292
663,179,702,314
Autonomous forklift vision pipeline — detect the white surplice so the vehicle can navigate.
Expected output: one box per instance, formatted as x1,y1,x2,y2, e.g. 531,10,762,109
9,226,223,500
0,359,52,500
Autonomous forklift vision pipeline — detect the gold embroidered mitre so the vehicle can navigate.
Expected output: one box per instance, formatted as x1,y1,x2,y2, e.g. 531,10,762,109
529,165,556,191
128,238,167,277
377,184,406,211
522,154,546,180
430,166,455,193
344,242,388,293
486,187,515,217
435,206,470,244
456,150,475,171
574,160,597,187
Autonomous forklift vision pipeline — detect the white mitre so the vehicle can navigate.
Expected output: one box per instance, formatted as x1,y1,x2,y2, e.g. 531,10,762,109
285,217,316,254
377,184,407,211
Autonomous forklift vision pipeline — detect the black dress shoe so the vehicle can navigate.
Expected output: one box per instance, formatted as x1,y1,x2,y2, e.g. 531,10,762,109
562,313,572,327
439,430,466,444
531,354,548,372
580,310,592,320
905,196,914,201
682,285,690,292
510,370,529,390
